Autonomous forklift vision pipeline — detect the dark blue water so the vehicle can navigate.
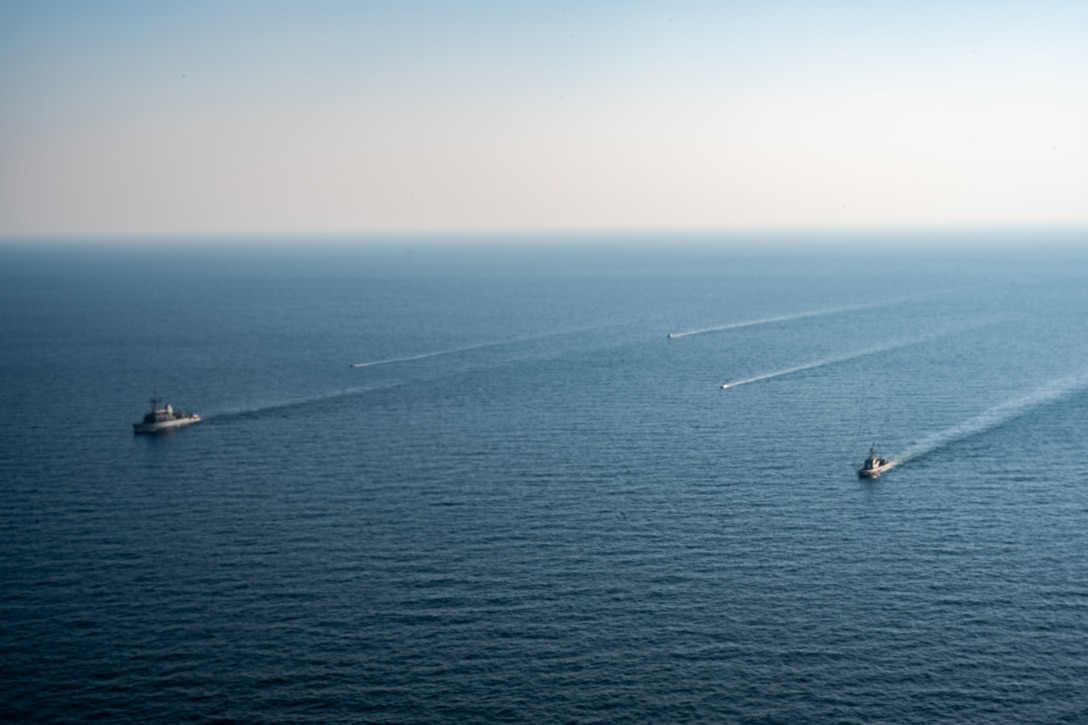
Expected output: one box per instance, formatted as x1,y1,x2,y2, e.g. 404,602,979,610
2,234,1087,723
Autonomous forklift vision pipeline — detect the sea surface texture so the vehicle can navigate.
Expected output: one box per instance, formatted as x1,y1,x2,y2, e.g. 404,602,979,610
2,236,1087,723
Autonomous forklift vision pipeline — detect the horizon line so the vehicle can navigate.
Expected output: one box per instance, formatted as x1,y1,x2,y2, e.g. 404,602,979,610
2,223,1086,246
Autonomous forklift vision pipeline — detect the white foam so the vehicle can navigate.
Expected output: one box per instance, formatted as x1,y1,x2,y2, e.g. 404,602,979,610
722,332,945,389
668,302,883,339
348,327,594,369
348,345,479,369
895,369,1088,464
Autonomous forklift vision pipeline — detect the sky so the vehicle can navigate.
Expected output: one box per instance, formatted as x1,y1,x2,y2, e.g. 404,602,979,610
1,1,1086,238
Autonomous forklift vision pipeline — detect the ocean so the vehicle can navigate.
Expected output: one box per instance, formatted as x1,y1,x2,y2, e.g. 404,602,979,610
1,232,1087,723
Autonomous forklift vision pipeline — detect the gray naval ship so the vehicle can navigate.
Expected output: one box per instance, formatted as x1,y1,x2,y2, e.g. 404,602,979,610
857,445,894,478
133,392,201,434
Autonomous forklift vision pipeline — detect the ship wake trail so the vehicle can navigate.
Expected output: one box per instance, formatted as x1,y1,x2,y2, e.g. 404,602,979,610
205,383,404,421
349,341,506,368
209,328,601,421
348,327,595,369
723,332,945,389
668,302,883,339
894,369,1088,465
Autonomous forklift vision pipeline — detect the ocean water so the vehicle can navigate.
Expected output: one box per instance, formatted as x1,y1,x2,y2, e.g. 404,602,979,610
1,233,1087,723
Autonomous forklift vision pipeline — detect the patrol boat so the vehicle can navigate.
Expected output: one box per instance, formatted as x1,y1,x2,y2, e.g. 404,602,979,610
857,445,894,478
133,392,201,434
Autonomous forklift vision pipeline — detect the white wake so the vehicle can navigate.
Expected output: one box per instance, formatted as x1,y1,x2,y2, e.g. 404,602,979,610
668,302,880,339
348,327,595,369
721,331,949,389
894,370,1088,465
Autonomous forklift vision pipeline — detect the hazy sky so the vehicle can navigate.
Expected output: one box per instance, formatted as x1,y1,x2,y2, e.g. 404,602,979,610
2,1,1086,237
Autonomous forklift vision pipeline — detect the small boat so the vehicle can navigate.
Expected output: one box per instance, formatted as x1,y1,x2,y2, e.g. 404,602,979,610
667,333,677,339
857,445,894,478
133,392,200,434
349,363,364,368
720,383,730,389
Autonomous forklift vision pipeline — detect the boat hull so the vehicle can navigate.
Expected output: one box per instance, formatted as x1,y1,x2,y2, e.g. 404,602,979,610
133,415,201,434
857,462,894,478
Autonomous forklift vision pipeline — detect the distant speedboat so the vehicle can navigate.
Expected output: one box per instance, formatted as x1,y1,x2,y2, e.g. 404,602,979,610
720,383,730,389
349,363,363,368
857,445,894,478
133,392,200,434
667,333,677,339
